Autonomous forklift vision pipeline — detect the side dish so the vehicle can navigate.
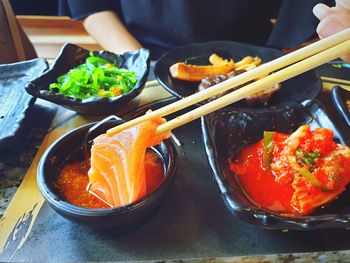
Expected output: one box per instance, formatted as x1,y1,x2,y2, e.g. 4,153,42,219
169,54,259,82
53,116,171,209
169,54,235,82
49,52,137,100
170,53,280,104
229,125,350,215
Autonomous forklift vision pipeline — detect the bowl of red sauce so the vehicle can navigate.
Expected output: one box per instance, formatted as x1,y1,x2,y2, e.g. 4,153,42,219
37,117,177,227
201,99,350,230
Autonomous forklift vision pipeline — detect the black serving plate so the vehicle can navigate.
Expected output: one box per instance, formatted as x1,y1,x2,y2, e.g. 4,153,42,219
37,117,177,227
332,86,350,127
154,41,321,107
201,99,350,230
0,58,49,148
25,43,150,115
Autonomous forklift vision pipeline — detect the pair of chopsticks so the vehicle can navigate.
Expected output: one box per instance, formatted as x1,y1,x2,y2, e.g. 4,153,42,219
107,29,350,136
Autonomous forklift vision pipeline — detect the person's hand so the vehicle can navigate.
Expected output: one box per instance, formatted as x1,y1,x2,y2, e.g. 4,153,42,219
313,0,350,62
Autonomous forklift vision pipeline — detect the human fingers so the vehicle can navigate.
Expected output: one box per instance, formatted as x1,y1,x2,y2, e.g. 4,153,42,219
313,3,336,20
316,12,350,62
316,11,350,38
335,0,350,10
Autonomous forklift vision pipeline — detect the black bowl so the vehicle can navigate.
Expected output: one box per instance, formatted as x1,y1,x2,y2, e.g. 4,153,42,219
154,41,321,107
201,100,350,230
37,118,177,227
25,43,150,115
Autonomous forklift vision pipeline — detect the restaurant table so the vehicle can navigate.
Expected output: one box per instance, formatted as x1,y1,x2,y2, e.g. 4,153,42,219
0,63,350,262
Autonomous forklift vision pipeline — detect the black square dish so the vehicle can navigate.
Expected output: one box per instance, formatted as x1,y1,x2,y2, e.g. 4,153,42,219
25,43,150,115
201,100,350,230
0,58,48,148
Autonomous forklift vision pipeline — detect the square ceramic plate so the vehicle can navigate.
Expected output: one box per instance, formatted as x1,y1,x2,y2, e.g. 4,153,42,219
201,100,350,230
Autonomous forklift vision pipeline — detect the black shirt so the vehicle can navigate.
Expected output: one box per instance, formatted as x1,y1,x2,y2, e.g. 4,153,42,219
59,0,334,59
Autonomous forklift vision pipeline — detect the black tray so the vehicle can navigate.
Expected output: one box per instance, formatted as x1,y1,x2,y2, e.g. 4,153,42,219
0,58,48,148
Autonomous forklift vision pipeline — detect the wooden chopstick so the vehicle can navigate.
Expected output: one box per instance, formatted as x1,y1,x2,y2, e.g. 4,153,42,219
154,39,350,136
107,28,350,136
321,76,350,86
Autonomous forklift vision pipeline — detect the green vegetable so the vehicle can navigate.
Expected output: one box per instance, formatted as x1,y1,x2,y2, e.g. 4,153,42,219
263,131,275,169
49,52,137,100
298,167,321,188
296,149,321,167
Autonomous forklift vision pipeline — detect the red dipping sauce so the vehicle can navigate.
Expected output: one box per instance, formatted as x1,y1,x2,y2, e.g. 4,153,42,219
53,150,165,209
229,134,295,214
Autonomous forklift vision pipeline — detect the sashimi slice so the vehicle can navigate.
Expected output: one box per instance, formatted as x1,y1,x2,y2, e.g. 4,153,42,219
88,116,171,207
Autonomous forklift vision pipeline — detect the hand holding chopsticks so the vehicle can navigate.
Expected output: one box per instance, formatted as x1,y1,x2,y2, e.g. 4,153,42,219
107,28,350,136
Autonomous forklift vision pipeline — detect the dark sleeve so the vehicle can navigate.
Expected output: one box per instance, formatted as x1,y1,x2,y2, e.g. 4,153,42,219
58,0,121,20
266,0,335,49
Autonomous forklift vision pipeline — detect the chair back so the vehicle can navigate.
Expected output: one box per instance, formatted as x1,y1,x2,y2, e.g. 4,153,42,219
0,0,37,63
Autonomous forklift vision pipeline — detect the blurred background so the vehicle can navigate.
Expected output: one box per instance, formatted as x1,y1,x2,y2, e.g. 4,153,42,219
7,0,101,62
10,0,58,15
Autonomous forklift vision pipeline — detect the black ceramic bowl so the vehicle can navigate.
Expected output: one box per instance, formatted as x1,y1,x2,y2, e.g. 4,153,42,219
25,43,150,115
37,118,177,227
202,100,350,230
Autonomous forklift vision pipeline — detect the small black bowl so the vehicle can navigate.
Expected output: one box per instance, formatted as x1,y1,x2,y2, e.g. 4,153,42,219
201,100,350,230
25,43,150,115
37,118,177,227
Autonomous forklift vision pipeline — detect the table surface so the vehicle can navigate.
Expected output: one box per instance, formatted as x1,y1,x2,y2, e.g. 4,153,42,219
0,64,350,262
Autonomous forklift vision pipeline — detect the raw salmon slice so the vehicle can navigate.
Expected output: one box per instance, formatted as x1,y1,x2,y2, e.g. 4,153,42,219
88,116,170,207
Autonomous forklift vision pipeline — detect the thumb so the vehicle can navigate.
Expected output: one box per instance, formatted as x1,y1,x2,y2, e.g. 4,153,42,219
313,3,336,20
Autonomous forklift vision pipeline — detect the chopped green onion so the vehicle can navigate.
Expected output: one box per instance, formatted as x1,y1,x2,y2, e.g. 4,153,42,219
296,149,321,167
263,131,275,169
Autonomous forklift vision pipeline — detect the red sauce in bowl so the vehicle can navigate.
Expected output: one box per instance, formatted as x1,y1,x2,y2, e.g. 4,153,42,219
229,136,295,214
53,150,165,209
